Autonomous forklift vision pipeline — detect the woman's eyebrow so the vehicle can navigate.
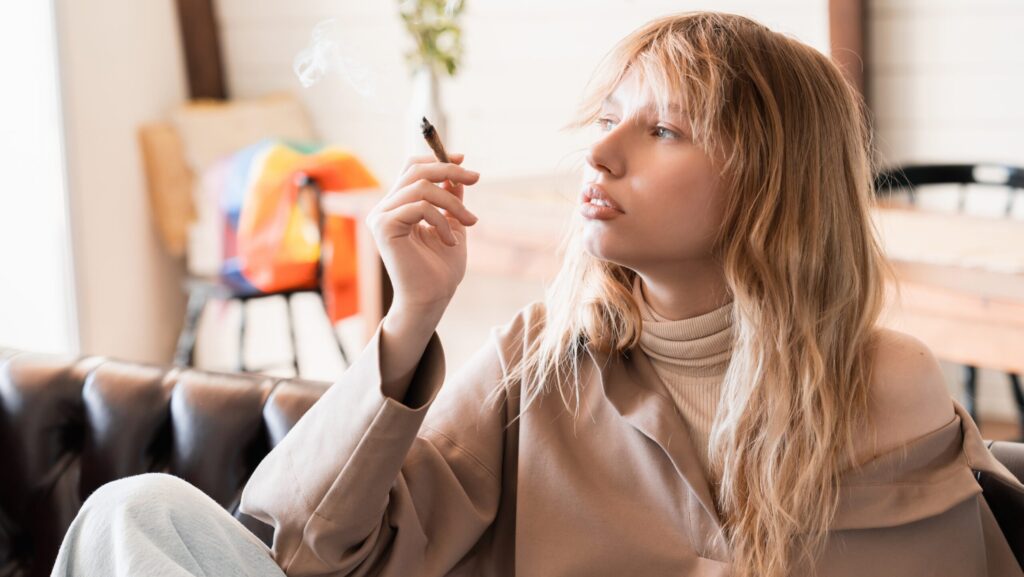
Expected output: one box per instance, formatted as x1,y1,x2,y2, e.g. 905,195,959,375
602,95,687,116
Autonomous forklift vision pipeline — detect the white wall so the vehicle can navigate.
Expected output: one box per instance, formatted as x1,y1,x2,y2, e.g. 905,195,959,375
869,0,1024,421
0,2,77,355
56,0,190,364
870,0,1024,166
216,0,829,184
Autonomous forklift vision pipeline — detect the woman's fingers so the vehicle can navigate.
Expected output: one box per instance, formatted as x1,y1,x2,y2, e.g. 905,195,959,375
443,180,465,203
372,153,476,247
378,179,478,226
393,154,472,202
397,161,479,191
399,152,464,174
386,200,459,246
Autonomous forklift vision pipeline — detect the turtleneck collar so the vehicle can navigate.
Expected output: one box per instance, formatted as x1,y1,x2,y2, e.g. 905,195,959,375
631,275,734,378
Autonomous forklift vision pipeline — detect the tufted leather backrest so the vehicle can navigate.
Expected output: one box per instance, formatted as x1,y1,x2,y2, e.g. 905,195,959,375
0,348,329,577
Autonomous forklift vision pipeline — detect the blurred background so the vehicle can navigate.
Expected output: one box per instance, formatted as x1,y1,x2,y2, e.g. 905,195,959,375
1,0,1022,437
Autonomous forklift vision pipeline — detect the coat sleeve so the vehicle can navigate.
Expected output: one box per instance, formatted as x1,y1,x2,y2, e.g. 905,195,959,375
238,310,524,577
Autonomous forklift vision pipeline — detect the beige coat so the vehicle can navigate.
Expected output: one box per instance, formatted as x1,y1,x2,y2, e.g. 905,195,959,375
240,302,1024,576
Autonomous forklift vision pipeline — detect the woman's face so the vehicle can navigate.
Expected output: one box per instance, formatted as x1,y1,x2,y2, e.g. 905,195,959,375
580,70,725,272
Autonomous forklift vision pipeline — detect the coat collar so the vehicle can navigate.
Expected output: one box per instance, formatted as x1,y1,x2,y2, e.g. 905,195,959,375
587,344,724,533
953,398,1021,481
583,344,1018,545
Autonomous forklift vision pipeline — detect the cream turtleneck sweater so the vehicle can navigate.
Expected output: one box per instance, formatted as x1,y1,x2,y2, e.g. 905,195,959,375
631,276,734,486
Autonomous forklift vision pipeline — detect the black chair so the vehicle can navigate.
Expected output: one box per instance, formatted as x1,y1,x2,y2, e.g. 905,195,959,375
874,163,1024,438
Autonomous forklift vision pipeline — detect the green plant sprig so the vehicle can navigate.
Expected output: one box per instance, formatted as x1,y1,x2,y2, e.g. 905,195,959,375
397,0,465,77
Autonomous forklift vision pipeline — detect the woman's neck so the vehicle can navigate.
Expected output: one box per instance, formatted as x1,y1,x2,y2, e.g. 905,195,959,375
634,262,732,320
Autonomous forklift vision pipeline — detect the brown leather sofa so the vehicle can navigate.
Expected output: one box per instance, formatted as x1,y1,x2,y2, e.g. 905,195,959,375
3,347,1024,577
0,347,329,577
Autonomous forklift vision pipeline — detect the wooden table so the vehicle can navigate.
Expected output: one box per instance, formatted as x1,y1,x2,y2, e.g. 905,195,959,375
323,178,1024,375
871,207,1024,374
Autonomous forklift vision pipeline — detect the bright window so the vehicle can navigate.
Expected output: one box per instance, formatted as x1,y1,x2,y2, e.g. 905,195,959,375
0,1,78,354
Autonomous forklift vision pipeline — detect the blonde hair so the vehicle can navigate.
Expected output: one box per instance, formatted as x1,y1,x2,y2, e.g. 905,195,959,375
484,11,898,577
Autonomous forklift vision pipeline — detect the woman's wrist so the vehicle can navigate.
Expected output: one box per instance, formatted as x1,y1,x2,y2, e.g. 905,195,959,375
378,303,446,404
385,300,448,336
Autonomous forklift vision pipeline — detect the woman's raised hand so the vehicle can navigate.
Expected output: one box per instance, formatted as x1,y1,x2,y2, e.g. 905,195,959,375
365,153,480,317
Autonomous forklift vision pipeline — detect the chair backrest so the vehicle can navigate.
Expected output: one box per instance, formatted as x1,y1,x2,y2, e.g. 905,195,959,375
874,163,1024,216
982,440,1024,568
988,440,1024,482
0,347,330,577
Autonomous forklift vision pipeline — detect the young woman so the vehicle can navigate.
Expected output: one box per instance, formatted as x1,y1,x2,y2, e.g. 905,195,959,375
53,11,1023,577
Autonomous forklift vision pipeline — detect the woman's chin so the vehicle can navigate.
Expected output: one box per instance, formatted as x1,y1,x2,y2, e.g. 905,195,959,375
581,230,628,266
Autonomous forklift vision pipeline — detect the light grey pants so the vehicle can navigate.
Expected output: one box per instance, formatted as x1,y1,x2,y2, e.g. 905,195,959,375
50,472,287,577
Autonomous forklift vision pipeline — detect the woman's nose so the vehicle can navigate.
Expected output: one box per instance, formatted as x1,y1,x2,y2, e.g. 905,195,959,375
585,135,623,178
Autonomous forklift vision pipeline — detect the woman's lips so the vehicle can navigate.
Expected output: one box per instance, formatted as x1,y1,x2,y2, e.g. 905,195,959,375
579,202,625,220
580,183,625,213
580,184,625,220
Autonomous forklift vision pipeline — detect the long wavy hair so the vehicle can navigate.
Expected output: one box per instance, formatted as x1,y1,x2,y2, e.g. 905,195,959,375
483,11,898,577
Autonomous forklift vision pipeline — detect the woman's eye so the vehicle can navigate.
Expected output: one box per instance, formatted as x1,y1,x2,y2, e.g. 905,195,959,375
594,118,679,140
653,126,679,140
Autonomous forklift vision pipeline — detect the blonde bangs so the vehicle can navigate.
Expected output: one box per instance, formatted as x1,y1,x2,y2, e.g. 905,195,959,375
564,13,733,162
